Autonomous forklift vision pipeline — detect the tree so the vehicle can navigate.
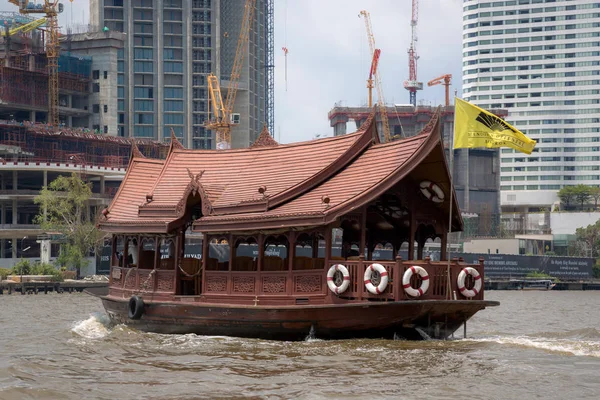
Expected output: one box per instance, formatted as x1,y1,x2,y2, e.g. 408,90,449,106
557,186,576,210
590,187,600,210
34,174,105,279
573,184,592,209
574,219,600,258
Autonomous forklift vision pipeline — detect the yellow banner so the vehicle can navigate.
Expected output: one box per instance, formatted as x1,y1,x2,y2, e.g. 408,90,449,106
453,98,536,155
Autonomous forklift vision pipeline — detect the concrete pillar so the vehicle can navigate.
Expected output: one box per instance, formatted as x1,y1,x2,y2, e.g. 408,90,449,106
100,176,105,195
333,122,347,137
68,95,73,108
30,111,36,123
12,199,17,225
12,170,17,190
40,240,51,264
1,203,4,224
11,237,17,259
43,170,48,187
1,239,5,258
67,116,73,127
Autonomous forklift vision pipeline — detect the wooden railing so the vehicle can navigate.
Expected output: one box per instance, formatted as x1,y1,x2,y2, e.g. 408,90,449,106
109,257,485,302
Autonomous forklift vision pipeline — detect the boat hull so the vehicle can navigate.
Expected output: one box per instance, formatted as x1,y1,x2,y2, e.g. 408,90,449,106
101,296,499,340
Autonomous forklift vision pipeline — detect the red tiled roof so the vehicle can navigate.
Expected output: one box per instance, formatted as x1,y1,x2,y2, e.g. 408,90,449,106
99,110,460,233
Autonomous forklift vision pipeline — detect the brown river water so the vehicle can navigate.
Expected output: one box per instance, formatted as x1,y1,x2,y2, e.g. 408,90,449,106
1,291,599,400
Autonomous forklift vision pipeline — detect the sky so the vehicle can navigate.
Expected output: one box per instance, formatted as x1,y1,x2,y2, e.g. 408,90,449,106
0,0,464,144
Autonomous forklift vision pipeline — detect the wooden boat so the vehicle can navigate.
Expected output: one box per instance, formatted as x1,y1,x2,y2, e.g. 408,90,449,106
509,279,556,290
95,110,499,340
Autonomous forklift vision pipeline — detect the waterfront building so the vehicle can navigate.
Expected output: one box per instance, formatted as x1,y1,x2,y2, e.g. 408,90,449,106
462,0,600,212
90,0,270,149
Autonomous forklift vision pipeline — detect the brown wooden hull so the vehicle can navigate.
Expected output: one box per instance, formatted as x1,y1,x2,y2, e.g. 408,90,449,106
100,296,499,340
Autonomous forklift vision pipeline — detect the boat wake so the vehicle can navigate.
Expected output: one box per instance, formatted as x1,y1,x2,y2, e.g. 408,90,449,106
465,334,600,358
71,313,111,339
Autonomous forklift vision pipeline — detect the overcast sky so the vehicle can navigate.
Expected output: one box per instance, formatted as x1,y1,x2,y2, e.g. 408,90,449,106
0,0,463,144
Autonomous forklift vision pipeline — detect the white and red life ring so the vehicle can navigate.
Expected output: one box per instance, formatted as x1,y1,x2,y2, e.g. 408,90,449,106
327,264,350,295
420,181,445,203
402,266,430,297
364,263,389,295
457,267,482,298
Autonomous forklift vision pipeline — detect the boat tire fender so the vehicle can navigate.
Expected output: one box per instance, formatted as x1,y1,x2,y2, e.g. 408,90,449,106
128,295,145,320
327,264,350,295
457,267,482,298
402,266,430,297
364,263,389,295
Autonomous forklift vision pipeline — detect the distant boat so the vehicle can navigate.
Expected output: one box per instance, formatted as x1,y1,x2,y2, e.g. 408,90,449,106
509,279,555,290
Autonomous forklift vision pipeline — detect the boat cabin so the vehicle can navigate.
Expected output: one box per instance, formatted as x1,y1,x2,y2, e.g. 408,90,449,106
99,110,486,305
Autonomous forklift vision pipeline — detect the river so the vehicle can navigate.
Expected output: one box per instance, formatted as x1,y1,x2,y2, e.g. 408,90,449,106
1,291,599,399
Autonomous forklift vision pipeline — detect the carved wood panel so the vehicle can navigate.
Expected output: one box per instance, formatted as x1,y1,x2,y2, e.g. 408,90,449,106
138,270,155,291
156,273,174,292
206,275,227,293
262,276,286,294
233,275,255,293
294,274,322,293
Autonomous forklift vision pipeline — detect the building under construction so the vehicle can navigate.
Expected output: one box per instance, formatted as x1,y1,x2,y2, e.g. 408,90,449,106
328,104,506,238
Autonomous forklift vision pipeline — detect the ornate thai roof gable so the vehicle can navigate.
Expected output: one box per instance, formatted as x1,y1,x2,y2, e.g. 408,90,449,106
129,138,145,160
175,168,214,218
168,128,185,152
251,124,279,148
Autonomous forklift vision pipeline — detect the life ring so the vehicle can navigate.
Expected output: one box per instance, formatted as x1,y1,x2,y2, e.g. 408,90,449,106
402,266,430,297
364,263,389,295
128,295,145,320
420,181,445,203
327,264,350,295
457,267,482,298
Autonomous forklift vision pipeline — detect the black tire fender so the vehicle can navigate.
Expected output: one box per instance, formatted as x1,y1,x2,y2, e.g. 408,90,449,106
128,295,144,320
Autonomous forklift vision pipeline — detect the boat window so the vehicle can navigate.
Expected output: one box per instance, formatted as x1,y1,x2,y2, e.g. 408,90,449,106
263,235,288,271
138,237,156,269
233,237,258,271
125,237,139,268
159,238,176,270
206,237,229,271
113,235,124,267
293,232,325,270
372,242,394,261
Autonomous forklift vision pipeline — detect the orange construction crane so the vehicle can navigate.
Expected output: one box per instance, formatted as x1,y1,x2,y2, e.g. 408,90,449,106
366,48,380,108
427,74,452,107
207,0,256,149
8,1,62,129
359,10,391,143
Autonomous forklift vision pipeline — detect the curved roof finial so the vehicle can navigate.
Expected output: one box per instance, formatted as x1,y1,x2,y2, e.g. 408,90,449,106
169,128,185,151
251,124,279,148
130,138,145,159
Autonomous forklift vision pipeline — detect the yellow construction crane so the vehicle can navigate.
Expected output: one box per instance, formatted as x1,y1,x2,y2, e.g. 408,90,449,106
359,10,391,143
207,0,256,149
427,74,452,107
1,16,47,36
8,1,62,129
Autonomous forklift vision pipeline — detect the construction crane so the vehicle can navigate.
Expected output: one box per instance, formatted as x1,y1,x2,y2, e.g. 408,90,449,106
1,16,46,36
366,48,380,108
403,0,422,106
207,0,256,149
8,1,62,129
359,10,391,143
427,74,452,107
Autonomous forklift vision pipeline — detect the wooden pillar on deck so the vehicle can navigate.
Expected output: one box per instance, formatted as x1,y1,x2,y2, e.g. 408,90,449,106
228,234,234,271
325,225,332,270
174,231,181,294
440,232,448,261
288,231,296,295
409,216,416,260
360,206,367,260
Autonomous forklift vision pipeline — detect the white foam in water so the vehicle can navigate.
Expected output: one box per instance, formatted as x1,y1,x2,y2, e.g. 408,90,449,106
466,336,600,358
71,313,111,339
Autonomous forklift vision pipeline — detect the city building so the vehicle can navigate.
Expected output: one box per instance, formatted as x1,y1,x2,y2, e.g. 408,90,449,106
462,0,600,212
328,104,504,237
0,122,168,271
90,0,270,149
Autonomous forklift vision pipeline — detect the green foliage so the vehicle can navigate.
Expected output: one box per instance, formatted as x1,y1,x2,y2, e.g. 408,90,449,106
11,259,32,275
558,186,577,210
34,173,105,278
545,251,556,256
526,271,557,281
0,267,11,280
574,219,600,258
594,262,600,279
590,187,600,210
573,184,592,208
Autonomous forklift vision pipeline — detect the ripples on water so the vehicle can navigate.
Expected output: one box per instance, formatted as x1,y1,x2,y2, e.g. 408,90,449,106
1,292,600,399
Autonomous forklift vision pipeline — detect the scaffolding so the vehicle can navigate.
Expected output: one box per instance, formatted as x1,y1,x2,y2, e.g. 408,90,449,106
0,123,169,168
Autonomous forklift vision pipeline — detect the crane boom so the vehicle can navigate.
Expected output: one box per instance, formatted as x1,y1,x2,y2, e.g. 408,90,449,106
359,10,391,143
403,0,422,106
1,17,47,36
427,74,452,107
206,0,256,149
